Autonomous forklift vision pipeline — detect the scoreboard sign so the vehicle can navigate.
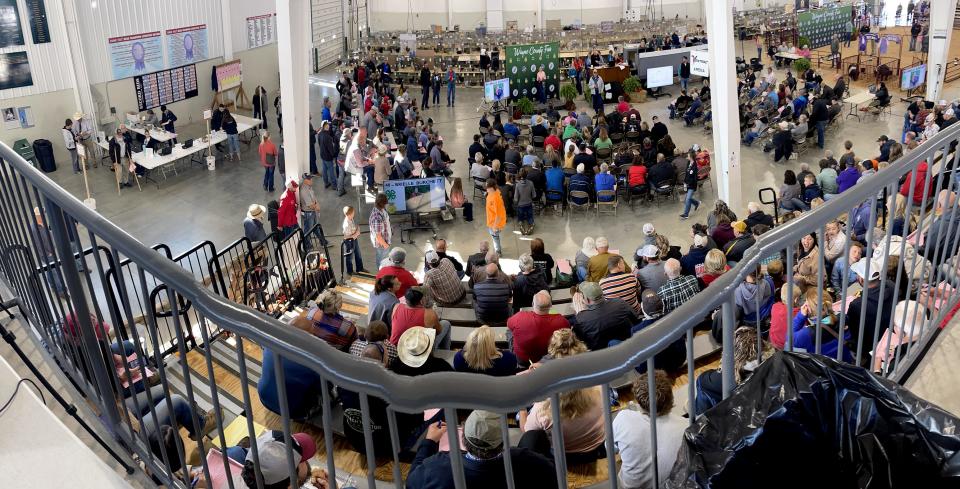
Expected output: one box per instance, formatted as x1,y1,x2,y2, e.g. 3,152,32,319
797,5,852,49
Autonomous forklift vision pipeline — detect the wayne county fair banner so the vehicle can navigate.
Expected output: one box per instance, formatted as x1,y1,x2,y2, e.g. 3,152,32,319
797,5,852,49
505,42,559,101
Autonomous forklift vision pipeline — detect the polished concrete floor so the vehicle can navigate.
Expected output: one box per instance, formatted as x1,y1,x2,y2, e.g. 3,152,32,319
46,65,960,277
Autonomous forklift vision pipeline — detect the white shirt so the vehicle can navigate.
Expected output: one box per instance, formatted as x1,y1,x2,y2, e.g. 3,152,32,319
612,407,687,489
62,128,76,149
345,134,367,175
470,162,491,180
589,75,604,95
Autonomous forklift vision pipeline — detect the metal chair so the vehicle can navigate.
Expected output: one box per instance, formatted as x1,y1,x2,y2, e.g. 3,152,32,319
596,190,618,216
626,131,640,143
594,147,613,164
473,176,487,201
544,189,564,216
697,165,713,194
532,135,546,148
610,132,624,146
568,190,591,217
652,180,676,207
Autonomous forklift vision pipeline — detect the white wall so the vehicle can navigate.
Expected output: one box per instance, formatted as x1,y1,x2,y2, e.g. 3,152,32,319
228,0,276,56
0,89,77,164
73,0,225,85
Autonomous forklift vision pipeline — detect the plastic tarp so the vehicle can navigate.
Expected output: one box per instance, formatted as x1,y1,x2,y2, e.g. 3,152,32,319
667,351,960,489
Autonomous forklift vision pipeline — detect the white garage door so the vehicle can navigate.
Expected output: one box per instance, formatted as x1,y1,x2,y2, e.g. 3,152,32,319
312,0,344,70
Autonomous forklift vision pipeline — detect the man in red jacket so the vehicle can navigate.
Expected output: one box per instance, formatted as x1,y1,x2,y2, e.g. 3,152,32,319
277,179,299,237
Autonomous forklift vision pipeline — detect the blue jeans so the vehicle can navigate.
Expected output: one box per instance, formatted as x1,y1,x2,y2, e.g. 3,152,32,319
302,211,318,248
447,84,455,105
435,320,453,350
375,246,389,269
517,205,534,225
780,198,810,212
682,188,700,216
815,120,826,148
592,93,603,113
343,238,364,274
263,165,275,191
321,159,336,187
142,394,204,439
680,77,689,90
489,228,502,254
337,166,350,194
363,166,376,191
576,265,587,281
227,134,240,155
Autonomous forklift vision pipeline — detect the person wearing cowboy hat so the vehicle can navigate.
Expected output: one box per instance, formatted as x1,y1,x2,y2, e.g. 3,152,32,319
243,204,268,242
71,111,99,168
406,409,558,489
391,326,453,377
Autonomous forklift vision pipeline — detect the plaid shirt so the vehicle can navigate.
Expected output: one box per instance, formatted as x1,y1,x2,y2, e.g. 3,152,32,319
310,313,358,351
657,275,700,314
369,206,391,248
349,339,398,367
424,259,465,306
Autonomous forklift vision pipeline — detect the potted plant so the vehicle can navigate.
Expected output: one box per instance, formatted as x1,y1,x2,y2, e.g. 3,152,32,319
798,35,811,49
622,76,642,101
559,84,579,110
792,57,811,75
513,97,535,118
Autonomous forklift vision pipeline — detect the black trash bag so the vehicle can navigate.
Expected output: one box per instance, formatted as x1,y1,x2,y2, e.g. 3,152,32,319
666,351,960,489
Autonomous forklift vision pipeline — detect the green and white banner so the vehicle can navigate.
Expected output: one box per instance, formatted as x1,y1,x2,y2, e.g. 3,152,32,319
505,42,559,101
797,5,852,49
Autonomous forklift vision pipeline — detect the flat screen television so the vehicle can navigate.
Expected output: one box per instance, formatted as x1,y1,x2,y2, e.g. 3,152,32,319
382,177,447,214
484,78,510,102
646,66,674,88
901,64,926,91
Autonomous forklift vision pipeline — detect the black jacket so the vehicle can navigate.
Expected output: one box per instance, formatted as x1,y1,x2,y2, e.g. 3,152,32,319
724,235,755,263
406,440,558,489
810,99,829,123
651,121,669,142
512,270,549,312
679,61,691,78
108,134,132,164
683,160,698,189
648,161,675,187
573,299,638,350
744,210,774,230
419,68,431,87
318,130,338,161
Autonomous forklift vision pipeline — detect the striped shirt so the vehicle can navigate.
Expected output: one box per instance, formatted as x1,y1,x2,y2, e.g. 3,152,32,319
600,272,641,314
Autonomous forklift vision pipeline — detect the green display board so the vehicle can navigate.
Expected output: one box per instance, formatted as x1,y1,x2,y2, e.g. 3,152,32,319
505,42,559,101
797,5,852,49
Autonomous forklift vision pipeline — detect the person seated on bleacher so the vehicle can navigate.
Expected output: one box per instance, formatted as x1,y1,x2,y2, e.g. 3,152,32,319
239,431,320,489
694,327,770,415
844,258,896,365
470,248,511,287
572,281,637,350
513,254,549,312
743,201,774,231
735,263,773,323
473,263,514,327
407,409,558,489
656,258,700,315
294,290,358,352
389,287,452,350
521,330,606,465
430,238,464,276
612,369,687,489
792,289,853,362
392,326,454,377
454,325,518,376
585,237,628,283
507,291,570,366
724,221,755,265
921,190,960,267
568,163,593,206
424,250,466,307
600,255,642,315
259,340,327,421
376,247,419,297
466,241,490,277
350,320,398,367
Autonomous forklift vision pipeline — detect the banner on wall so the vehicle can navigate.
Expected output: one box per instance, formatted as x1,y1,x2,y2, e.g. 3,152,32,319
246,13,277,50
134,64,199,111
166,24,208,68
0,51,33,90
108,31,163,80
797,5,852,49
215,60,242,92
26,0,50,44
0,0,25,48
505,42,559,100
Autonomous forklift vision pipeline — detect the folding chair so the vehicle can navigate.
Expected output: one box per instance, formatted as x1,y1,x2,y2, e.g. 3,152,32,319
568,190,591,217
544,189,564,216
596,190,618,216
652,180,676,207
473,176,487,200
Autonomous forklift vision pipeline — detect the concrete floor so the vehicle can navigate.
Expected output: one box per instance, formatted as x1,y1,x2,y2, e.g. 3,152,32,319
45,63,959,278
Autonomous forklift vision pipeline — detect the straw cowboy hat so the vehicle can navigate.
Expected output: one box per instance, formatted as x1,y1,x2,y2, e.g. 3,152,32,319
397,326,435,368
247,204,267,221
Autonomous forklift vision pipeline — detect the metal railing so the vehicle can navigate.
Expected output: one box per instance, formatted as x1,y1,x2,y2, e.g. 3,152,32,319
1,119,960,488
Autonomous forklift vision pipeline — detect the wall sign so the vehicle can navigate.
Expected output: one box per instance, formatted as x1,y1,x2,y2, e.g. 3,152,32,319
108,31,163,80
690,49,709,77
797,5,852,49
215,60,242,92
0,0,25,48
134,64,199,111
246,13,277,50
505,42,559,100
166,24,208,68
26,0,50,44
0,51,33,90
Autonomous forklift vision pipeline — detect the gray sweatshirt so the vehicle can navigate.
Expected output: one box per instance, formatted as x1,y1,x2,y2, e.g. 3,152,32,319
514,179,536,207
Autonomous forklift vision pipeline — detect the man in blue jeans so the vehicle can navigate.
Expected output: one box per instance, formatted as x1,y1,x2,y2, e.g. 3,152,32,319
446,66,456,107
810,96,829,149
299,174,321,249
318,121,339,189
679,151,700,219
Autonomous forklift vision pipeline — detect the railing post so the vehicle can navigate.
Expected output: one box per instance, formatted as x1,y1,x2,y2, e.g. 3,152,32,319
44,198,122,430
721,296,736,399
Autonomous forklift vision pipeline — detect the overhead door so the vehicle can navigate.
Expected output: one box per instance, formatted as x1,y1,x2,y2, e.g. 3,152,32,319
312,0,344,70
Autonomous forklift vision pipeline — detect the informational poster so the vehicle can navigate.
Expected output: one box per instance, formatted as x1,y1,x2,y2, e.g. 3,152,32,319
26,0,50,44
690,49,709,77
600,21,614,33
166,24,208,68
246,13,277,50
505,42,559,101
0,0,25,48
134,64,199,111
0,51,33,90
108,31,163,80
797,5,852,49
2,107,18,130
215,60,242,92
398,33,417,56
17,106,34,128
